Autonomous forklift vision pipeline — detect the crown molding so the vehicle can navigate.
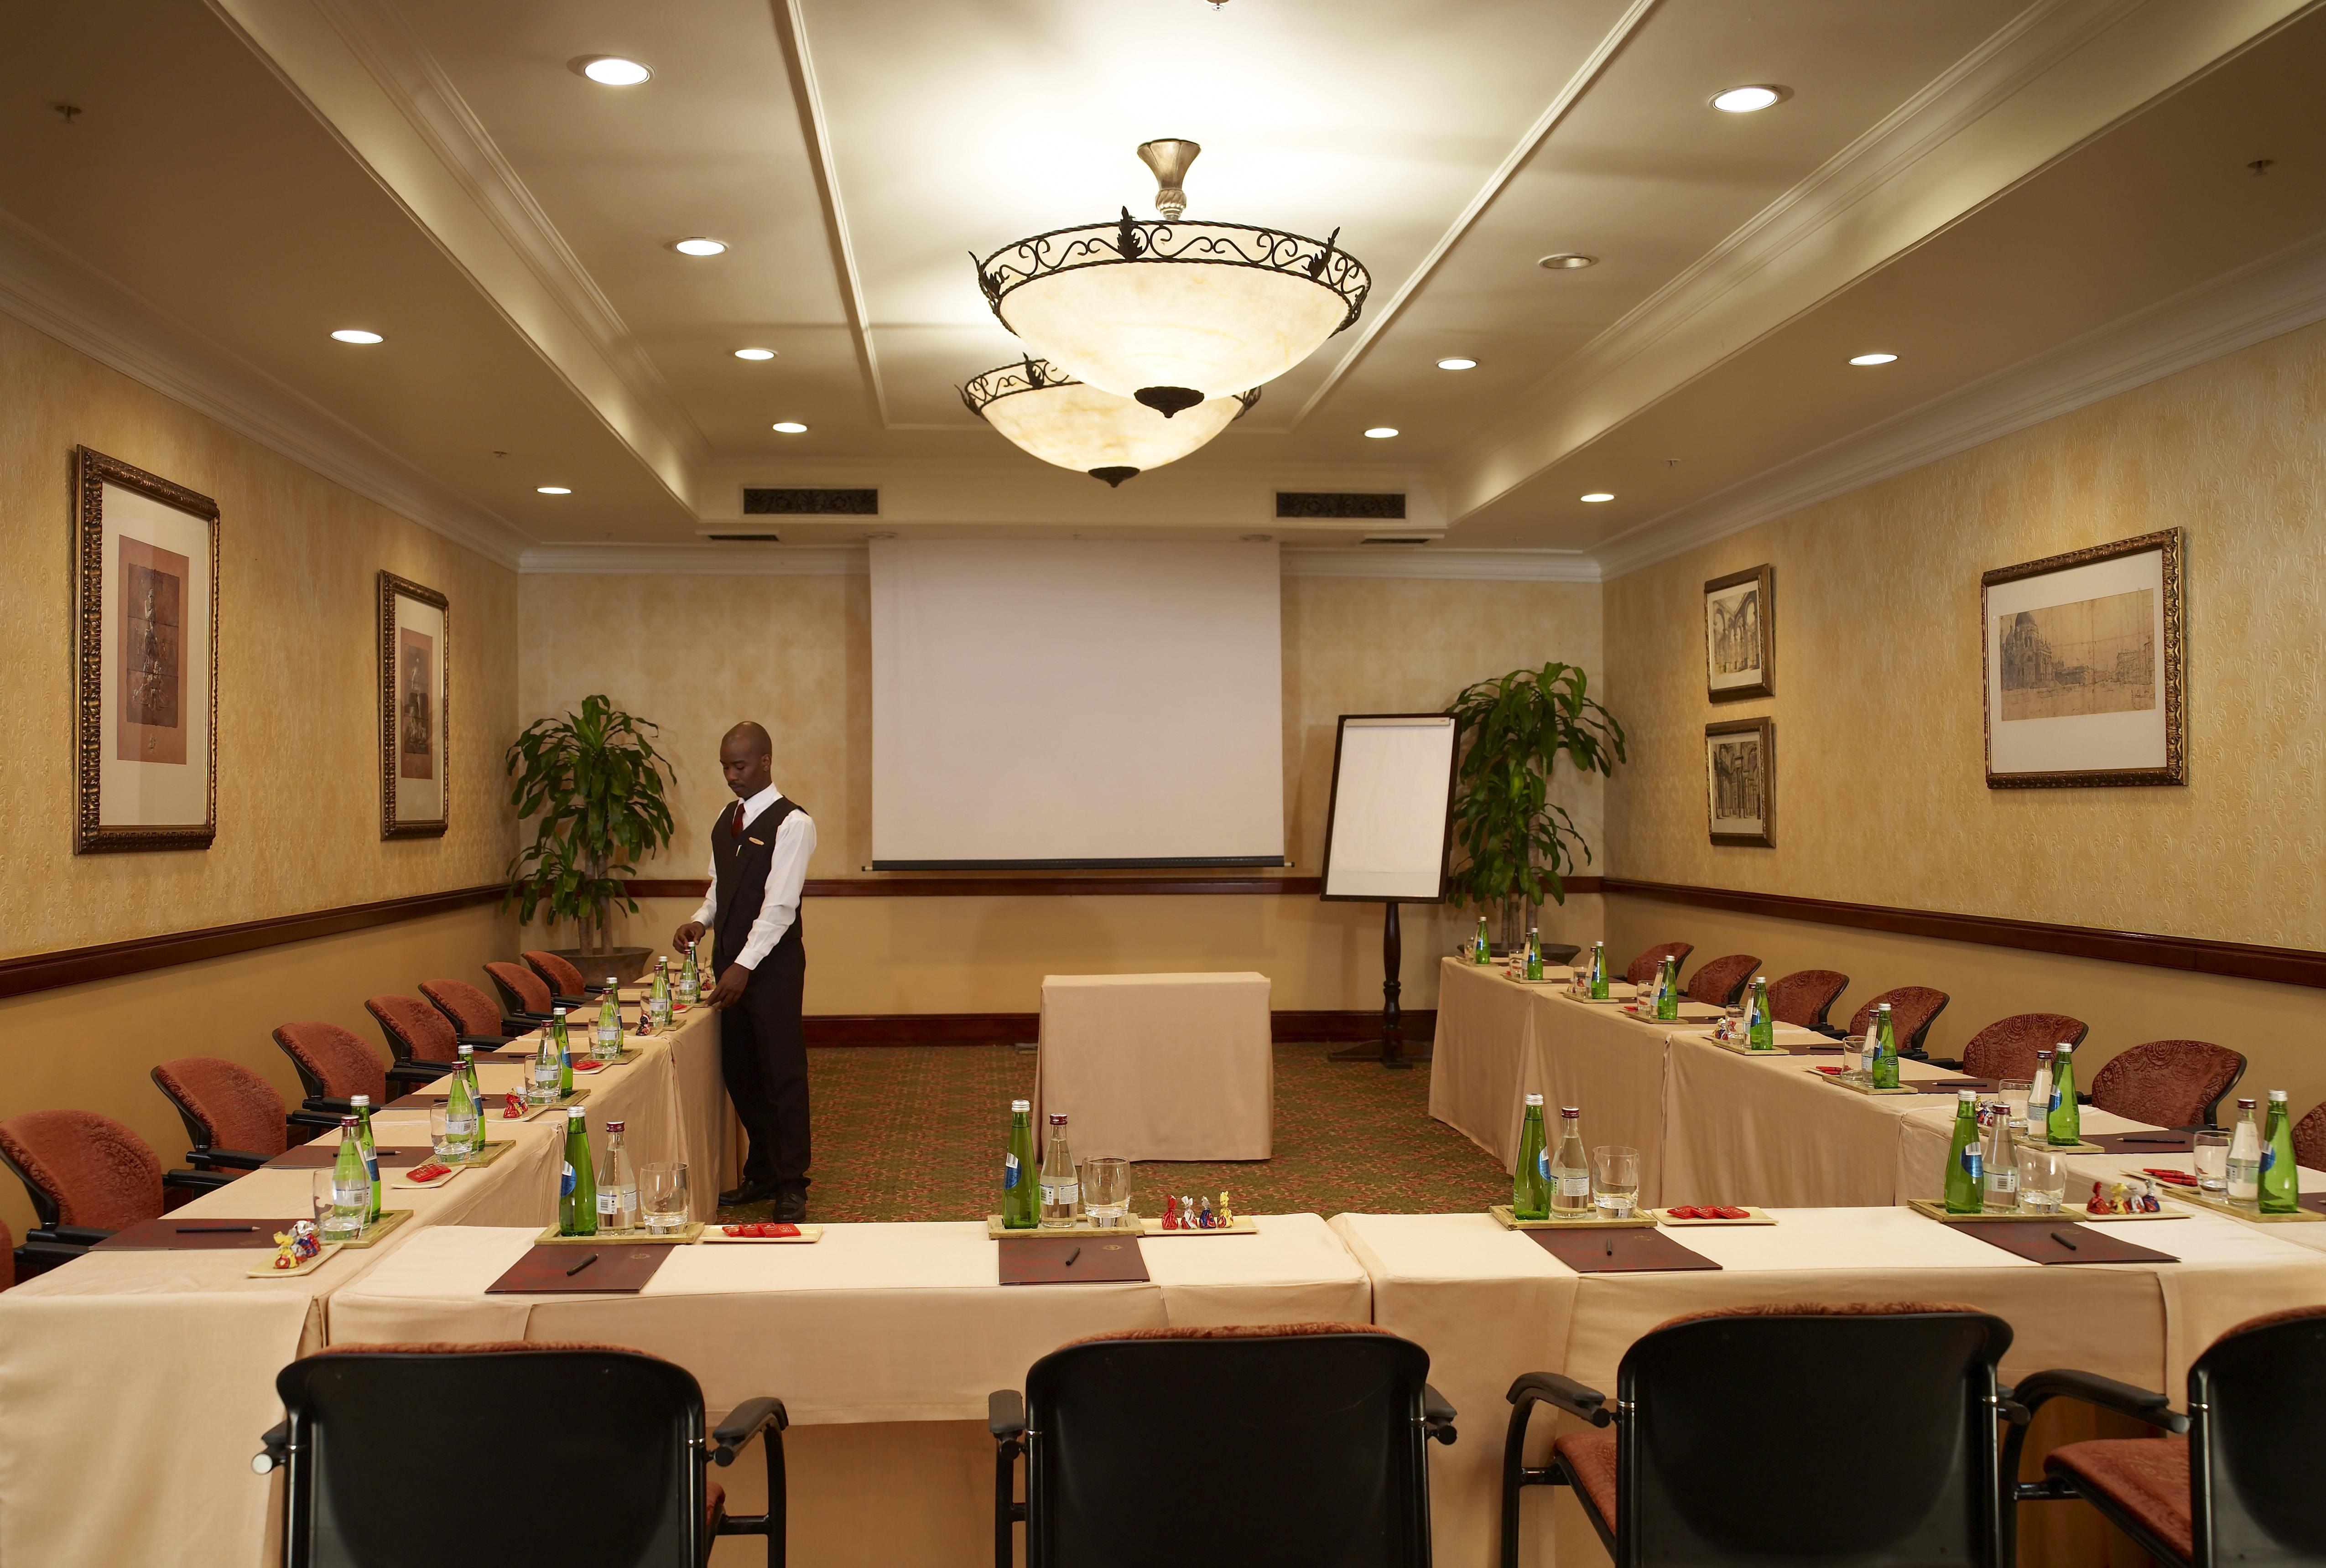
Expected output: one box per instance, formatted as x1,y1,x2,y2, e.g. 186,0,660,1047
1282,548,1600,582
521,542,869,576
0,209,529,568
1592,225,2326,578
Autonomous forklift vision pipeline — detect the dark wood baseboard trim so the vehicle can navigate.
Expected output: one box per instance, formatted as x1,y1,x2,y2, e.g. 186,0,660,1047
631,874,1330,900
1600,877,2326,991
803,1009,1439,1047
0,884,506,1002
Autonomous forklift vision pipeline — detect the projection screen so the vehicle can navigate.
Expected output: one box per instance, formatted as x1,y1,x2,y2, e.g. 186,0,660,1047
870,539,1285,867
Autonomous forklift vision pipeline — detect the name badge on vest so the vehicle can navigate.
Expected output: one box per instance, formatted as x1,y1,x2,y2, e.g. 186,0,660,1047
748,836,766,846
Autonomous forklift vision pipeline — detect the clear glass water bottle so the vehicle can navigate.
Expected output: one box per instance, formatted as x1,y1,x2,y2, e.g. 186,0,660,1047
1549,1106,1592,1215
594,1118,639,1234
1039,1113,1081,1228
2227,1096,2264,1208
532,1024,562,1107
1981,1101,2019,1212
595,981,622,1062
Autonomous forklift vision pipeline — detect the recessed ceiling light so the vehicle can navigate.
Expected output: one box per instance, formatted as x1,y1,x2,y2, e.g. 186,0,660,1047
1711,84,1789,113
1537,253,1597,270
672,237,727,257
1580,492,1614,503
1848,352,1899,366
330,328,384,344
771,421,809,435
733,347,777,361
573,56,651,86
1436,357,1478,371
1363,426,1399,439
536,486,572,495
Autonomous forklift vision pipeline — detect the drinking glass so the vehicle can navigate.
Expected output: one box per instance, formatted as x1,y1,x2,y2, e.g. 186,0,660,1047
1842,1036,1867,1080
2192,1131,2231,1197
2017,1147,2068,1215
1592,1147,1641,1217
1999,1079,2034,1135
427,1106,458,1163
1082,1157,1131,1228
640,1162,691,1232
310,1169,336,1230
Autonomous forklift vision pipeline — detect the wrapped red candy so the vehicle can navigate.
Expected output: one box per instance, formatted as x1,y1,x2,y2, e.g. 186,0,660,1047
408,1161,453,1184
502,1091,523,1119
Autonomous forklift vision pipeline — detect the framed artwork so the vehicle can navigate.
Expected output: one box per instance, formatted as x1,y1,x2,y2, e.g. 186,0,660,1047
1704,717,1774,847
73,447,219,853
1703,564,1773,701
378,571,450,838
1981,529,2184,788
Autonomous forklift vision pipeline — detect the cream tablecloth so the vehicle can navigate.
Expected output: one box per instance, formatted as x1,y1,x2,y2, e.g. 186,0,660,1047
1033,971,1273,1160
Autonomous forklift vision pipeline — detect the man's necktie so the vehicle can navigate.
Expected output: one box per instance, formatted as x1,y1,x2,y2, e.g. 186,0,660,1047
730,801,747,840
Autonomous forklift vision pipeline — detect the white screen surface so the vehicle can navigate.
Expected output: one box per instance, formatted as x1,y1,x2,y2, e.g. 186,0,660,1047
870,539,1285,866
1321,716,1457,900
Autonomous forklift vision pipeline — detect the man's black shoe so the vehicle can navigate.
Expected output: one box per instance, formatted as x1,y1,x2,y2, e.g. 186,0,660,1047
770,1187,809,1223
719,1179,779,1208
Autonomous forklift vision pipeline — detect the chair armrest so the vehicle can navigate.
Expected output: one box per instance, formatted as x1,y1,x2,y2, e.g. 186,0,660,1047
552,994,589,1010
1928,1057,1962,1071
458,1034,513,1049
512,1010,554,1024
252,1420,291,1475
192,1148,275,1172
300,1096,359,1120
288,1108,345,1138
710,1397,789,1466
2006,1369,2187,1433
165,1168,237,1194
46,1224,116,1246
988,1389,1026,1440
387,1062,451,1088
1507,1371,1612,1428
1422,1382,1458,1445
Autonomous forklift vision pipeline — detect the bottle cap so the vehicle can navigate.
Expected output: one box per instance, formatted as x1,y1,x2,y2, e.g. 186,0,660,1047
607,976,619,985
1959,1089,1977,1101
2036,1049,2052,1060
2269,1089,2288,1101
1049,1113,1067,1125
1877,1002,1892,1013
2239,1096,2257,1110
606,1119,625,1132
339,1114,357,1127
350,1095,369,1107
1523,1093,1544,1106
1560,1106,1581,1118
2055,1042,2074,1054
458,1044,472,1058
568,1106,586,1120
554,1006,567,1016
1010,1099,1030,1112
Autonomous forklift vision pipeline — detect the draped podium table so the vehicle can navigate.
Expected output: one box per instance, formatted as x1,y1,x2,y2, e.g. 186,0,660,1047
0,1000,728,1568
1033,971,1274,1161
327,1215,1371,1567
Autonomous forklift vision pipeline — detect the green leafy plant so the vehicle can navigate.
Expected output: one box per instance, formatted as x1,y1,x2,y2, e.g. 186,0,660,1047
1446,662,1626,946
502,695,677,955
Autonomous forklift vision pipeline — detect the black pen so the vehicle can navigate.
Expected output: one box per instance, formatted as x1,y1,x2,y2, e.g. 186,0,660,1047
177,1224,257,1233
565,1252,600,1277
1604,1235,1614,1256
2121,1136,2183,1144
1064,1247,1080,1267
2050,1231,2079,1251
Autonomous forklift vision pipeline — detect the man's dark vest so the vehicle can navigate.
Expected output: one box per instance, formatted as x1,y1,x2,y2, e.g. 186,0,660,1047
710,796,807,969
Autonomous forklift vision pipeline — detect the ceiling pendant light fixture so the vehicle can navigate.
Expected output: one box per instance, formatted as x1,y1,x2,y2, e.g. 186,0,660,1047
961,356,1258,486
973,140,1369,417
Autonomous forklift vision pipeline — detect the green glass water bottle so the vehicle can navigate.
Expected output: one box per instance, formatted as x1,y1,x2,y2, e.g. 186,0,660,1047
1001,1099,1039,1229
1512,1094,1550,1220
1524,927,1543,982
552,1007,574,1097
2045,1042,2081,1146
1869,1003,1901,1089
595,984,622,1061
2261,1090,2300,1214
446,1046,481,1163
1588,941,1608,1000
349,1094,381,1221
1473,916,1491,965
558,1107,598,1237
1746,975,1774,1050
1944,1090,1984,1213
325,1117,368,1242
1655,955,1680,1021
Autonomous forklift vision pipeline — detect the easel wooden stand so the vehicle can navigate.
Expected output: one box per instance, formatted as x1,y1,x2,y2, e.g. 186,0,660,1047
1315,713,1460,1070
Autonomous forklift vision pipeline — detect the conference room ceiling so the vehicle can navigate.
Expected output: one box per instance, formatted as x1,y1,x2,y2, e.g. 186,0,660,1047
4,0,2322,560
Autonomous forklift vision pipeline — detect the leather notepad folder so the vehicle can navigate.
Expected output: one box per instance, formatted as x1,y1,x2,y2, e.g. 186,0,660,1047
486,1244,678,1294
1959,1225,2178,1266
268,1144,429,1169
1528,1228,1722,1274
997,1236,1150,1285
95,1218,285,1250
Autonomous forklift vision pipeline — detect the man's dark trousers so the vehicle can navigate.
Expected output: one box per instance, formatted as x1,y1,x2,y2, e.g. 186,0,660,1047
722,938,808,1191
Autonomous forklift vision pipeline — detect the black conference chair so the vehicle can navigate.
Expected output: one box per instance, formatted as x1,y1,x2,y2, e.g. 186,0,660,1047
257,1343,787,1567
991,1323,1455,1568
2006,1305,2326,1566
1502,1303,2013,1567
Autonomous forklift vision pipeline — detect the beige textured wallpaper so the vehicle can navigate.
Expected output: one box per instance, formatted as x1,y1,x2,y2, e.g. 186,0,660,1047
0,313,519,961
1606,319,2326,953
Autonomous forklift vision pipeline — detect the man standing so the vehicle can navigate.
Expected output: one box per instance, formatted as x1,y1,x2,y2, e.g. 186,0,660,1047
674,722,817,1220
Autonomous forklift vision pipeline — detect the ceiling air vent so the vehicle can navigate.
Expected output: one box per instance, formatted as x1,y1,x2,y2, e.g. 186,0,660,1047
701,530,782,543
1359,535,1435,546
1275,491,1405,520
742,487,879,516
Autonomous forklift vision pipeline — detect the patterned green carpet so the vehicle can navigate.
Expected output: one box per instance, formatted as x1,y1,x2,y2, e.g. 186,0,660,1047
718,1044,1510,1223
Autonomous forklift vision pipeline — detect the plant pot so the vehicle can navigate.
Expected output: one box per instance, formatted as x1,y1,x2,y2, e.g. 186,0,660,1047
550,946,654,987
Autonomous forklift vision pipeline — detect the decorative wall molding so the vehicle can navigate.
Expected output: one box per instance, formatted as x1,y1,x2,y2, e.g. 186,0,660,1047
0,885,505,1001
1602,877,2326,991
1592,227,2326,577
520,541,1605,581
1282,547,1600,582
628,875,1338,899
803,1009,1438,1047
0,210,529,568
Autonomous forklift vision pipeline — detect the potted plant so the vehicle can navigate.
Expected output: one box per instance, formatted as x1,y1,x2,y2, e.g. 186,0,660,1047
1446,661,1626,955
502,694,677,986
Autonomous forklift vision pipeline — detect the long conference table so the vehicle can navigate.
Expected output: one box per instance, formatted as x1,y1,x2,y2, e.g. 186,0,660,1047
7,959,2326,1568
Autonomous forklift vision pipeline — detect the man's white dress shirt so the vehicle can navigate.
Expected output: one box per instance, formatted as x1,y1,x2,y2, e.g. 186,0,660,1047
691,784,817,971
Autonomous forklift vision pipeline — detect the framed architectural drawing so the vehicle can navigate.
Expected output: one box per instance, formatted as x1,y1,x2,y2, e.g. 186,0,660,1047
1703,564,1773,701
1705,717,1774,847
1981,530,2183,788
73,447,219,853
379,571,450,838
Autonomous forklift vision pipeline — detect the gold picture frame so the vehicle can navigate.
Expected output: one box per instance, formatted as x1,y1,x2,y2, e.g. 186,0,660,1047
378,571,450,838
1980,530,2184,788
73,447,220,853
1703,564,1773,702
1705,717,1774,847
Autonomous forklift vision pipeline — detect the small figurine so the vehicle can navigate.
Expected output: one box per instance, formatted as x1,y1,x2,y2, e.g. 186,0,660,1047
1199,1196,1217,1229
1218,1191,1234,1227
635,1006,654,1037
1163,1195,1180,1231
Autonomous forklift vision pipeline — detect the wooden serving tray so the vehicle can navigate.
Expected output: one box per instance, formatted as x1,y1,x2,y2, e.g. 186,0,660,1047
1490,1204,1657,1231
337,1209,413,1249
1699,1034,1791,1057
2161,1189,2326,1223
1651,1206,1776,1225
987,1214,1150,1240
511,1090,591,1122
1816,1074,1923,1097
245,1242,344,1278
1906,1198,2185,1224
533,1222,705,1246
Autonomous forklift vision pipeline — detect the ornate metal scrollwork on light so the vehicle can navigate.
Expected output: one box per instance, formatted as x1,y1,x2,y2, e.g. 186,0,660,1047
960,356,1258,485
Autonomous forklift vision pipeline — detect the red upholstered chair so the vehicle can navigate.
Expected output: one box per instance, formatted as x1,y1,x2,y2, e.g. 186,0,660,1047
2294,1102,2326,1173
1624,941,1693,988
521,949,598,1004
0,1109,219,1269
484,960,557,1022
151,1057,298,1176
1955,1014,2088,1081
419,978,528,1045
2007,1306,2326,1567
272,1021,394,1121
2089,1040,2246,1130
1683,954,1759,1009
365,994,461,1085
1766,969,1848,1030
1844,986,1951,1060
257,1343,788,1566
